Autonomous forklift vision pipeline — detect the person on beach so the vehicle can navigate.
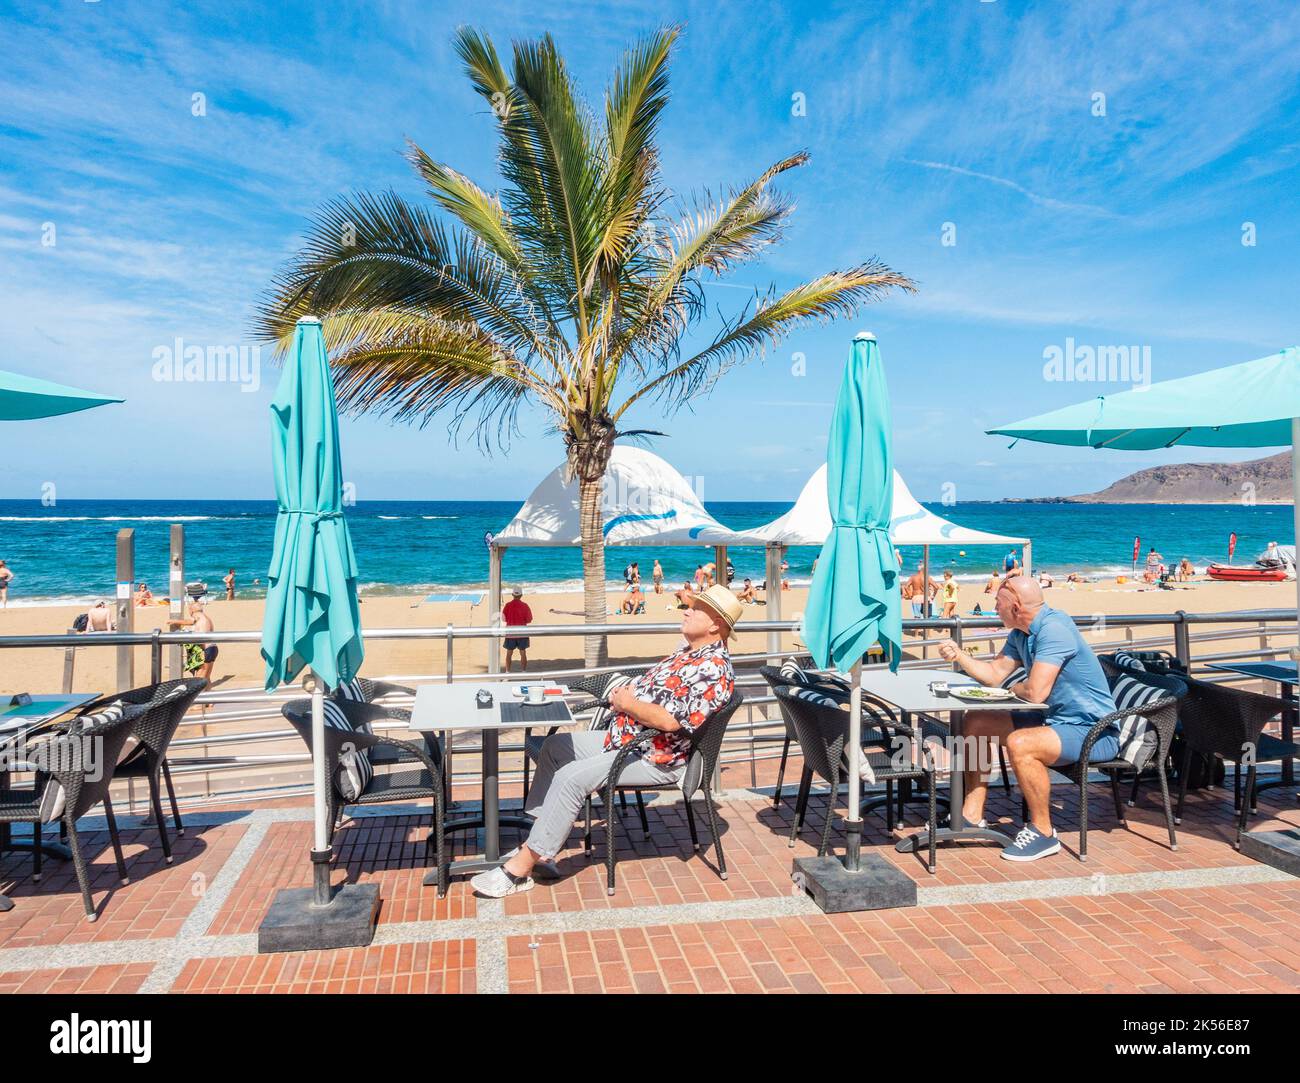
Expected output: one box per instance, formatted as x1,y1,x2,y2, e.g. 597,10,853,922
940,569,959,618
780,559,790,590
935,576,1118,862
470,585,740,898
693,565,705,590
1177,558,1194,582
223,568,236,601
170,600,218,681
675,580,695,609
1003,548,1020,575
502,586,533,673
134,582,154,606
621,583,645,615
652,559,664,594
1143,546,1163,583
83,600,115,633
984,568,1001,594
0,560,12,608
906,565,937,618
736,577,757,604
1037,570,1054,589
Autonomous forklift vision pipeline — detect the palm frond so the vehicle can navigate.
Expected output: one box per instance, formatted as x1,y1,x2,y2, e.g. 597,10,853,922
613,260,916,419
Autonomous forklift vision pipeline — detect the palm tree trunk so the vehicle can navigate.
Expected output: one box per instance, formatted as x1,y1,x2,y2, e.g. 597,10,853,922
569,427,615,669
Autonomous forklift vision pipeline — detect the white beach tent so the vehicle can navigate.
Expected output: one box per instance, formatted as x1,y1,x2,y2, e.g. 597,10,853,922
487,446,767,669
748,464,1032,616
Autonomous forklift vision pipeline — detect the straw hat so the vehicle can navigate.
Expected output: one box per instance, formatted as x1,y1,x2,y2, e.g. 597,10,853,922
690,584,743,639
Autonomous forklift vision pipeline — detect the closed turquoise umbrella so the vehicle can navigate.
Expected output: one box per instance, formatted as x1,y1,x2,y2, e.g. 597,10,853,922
802,332,903,870
989,345,1300,654
0,369,122,420
260,316,364,906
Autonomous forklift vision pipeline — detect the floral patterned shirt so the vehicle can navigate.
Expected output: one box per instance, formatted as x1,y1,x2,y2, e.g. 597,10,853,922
603,640,735,768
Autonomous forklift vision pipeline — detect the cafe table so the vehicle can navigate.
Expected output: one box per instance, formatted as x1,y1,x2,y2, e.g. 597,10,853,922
1204,660,1296,791
854,667,1047,853
409,681,573,885
0,692,100,912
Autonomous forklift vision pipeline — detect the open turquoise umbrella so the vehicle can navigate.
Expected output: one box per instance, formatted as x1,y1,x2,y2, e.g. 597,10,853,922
0,369,122,420
260,316,364,908
802,332,903,870
989,345,1300,653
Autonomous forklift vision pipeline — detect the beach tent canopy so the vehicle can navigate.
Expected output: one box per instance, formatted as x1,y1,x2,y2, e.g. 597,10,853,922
0,368,122,421
748,464,1029,548
493,445,766,547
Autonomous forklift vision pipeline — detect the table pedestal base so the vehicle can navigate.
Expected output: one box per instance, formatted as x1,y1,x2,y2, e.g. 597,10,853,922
896,824,1015,852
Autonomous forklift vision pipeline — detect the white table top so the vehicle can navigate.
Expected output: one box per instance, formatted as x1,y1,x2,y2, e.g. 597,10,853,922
859,667,1046,714
409,682,574,731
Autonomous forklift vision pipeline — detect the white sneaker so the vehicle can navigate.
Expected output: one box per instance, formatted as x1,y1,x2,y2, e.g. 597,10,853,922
470,866,534,898
502,846,561,880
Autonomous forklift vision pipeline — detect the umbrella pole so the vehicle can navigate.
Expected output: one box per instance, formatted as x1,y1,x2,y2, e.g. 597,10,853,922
844,659,864,872
309,670,333,907
1292,419,1300,663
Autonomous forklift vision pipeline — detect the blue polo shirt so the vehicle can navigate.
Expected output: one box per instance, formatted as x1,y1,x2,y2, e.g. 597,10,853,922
1000,605,1115,728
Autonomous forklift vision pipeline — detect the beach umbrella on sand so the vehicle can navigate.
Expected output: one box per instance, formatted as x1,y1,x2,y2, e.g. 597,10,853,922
988,345,1300,654
0,369,122,420
801,332,903,873
258,316,370,950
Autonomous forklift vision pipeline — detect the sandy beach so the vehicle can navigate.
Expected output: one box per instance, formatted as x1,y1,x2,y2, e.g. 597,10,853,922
1,575,1295,696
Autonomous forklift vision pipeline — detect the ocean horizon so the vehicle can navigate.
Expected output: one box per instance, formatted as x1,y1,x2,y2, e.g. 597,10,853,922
0,497,1293,606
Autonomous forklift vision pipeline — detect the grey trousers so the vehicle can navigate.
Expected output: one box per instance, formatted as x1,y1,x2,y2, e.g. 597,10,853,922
523,731,681,860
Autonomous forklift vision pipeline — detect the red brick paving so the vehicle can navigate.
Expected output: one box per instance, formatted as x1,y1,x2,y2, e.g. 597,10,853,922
0,962,153,994
171,939,476,993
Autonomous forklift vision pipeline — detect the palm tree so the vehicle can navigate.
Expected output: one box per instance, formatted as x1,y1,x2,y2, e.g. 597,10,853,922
256,25,913,666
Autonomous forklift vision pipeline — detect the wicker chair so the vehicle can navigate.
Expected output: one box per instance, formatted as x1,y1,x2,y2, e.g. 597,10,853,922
1097,657,1193,807
330,676,416,703
775,685,939,872
1044,695,1180,860
282,697,448,896
100,677,208,863
1174,677,1296,848
0,701,148,920
584,689,745,896
522,672,632,810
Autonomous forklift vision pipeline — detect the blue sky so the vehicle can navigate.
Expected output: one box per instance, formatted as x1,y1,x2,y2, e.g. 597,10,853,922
2,0,1298,504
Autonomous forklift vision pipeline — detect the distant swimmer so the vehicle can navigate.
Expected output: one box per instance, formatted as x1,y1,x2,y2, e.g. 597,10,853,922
223,568,236,601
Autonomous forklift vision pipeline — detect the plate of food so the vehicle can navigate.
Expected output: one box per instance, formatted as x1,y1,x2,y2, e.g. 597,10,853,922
949,686,1017,702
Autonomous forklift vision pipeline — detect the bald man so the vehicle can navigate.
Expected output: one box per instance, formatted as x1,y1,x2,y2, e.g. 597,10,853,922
936,576,1117,862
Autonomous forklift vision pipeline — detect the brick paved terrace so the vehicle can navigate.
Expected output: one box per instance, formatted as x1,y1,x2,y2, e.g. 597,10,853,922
2,752,1297,995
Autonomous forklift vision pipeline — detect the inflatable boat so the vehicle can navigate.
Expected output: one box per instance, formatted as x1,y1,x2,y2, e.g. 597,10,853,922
1206,563,1289,583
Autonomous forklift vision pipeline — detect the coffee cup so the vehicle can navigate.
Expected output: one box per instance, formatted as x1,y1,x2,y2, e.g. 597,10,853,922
527,685,546,705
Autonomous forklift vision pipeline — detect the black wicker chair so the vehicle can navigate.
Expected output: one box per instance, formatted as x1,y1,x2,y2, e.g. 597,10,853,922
0,700,148,920
584,689,745,895
522,672,634,811
282,697,448,896
1174,677,1296,849
1097,657,1192,807
775,685,939,872
1041,694,1180,861
99,677,208,863
331,676,416,703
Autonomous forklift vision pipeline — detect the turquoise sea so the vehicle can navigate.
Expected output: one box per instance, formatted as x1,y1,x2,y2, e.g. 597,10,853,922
0,498,1293,605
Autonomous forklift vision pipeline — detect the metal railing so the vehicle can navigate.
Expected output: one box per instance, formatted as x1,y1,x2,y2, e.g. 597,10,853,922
1,608,1295,811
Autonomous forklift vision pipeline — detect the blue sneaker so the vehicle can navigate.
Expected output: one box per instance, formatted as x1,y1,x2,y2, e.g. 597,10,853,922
1001,824,1060,862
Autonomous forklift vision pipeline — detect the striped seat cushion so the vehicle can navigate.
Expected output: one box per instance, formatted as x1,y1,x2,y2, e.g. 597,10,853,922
780,657,812,685
1110,675,1164,770
1113,651,1147,673
40,702,125,822
333,678,369,703
588,673,634,731
321,699,373,801
791,688,876,784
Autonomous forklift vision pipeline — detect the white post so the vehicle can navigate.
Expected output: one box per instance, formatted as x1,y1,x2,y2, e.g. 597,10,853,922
765,544,783,661
1022,541,1032,580
488,545,502,675
1291,419,1300,662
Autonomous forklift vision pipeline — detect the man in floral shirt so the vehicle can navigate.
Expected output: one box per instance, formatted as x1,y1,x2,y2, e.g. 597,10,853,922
471,585,740,898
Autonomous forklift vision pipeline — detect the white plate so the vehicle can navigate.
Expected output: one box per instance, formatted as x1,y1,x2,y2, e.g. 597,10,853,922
949,686,1016,702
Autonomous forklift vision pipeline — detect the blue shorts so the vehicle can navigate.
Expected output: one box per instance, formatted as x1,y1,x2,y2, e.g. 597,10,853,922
911,601,923,618
1011,712,1119,767
504,637,530,651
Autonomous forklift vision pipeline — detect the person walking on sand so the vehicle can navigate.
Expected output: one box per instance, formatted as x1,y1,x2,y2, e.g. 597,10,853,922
940,569,959,618
652,559,664,594
503,586,533,673
0,560,12,608
223,568,236,601
170,600,218,682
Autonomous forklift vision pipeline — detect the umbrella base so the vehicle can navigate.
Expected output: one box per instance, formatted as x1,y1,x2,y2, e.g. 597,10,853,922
792,854,916,914
257,884,380,954
1239,828,1300,878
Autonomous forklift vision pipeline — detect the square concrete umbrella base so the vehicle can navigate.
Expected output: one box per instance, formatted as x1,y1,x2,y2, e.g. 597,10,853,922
257,884,380,953
1239,828,1300,878
792,854,916,913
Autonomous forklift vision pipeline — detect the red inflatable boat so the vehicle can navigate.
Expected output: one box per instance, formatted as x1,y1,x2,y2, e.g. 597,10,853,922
1207,563,1289,582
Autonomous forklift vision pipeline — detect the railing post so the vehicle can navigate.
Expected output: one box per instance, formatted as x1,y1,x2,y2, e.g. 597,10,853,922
168,525,185,679
61,627,77,694
951,619,963,672
150,630,162,684
445,623,455,684
1173,611,1191,671
115,528,135,691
